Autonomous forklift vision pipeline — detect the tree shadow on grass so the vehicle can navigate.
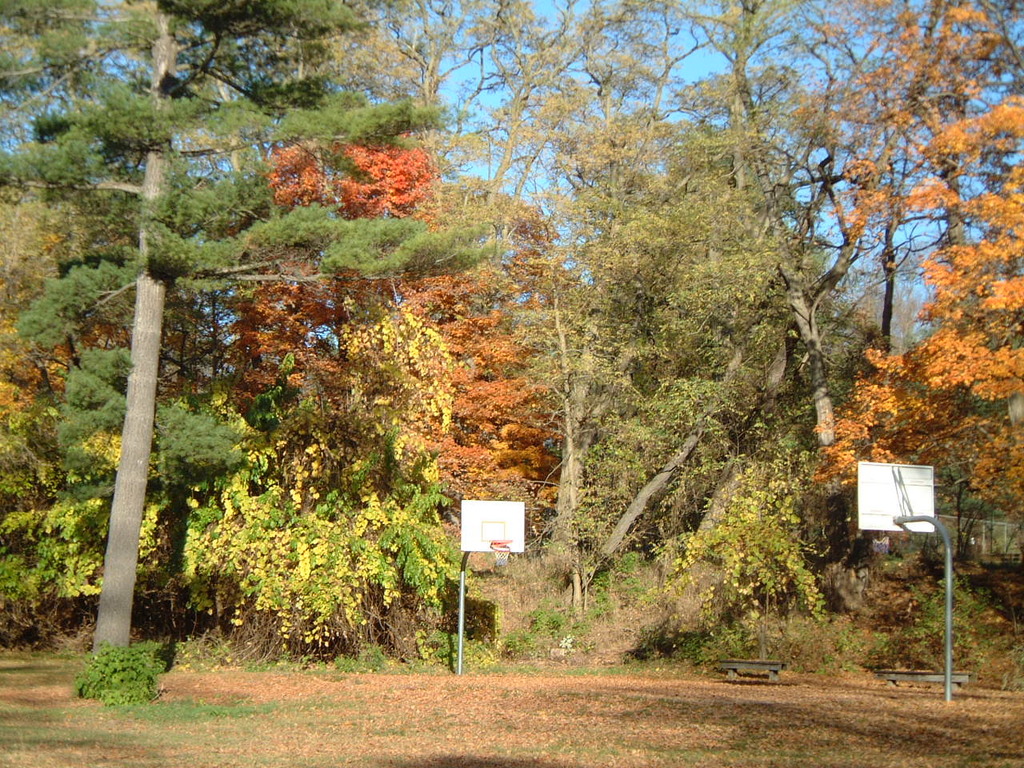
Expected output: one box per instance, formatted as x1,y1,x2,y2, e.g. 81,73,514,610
383,757,577,768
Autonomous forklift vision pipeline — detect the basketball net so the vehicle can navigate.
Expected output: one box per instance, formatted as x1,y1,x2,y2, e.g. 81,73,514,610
490,540,512,567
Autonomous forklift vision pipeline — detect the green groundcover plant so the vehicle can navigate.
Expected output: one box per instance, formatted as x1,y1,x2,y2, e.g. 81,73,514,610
75,641,167,705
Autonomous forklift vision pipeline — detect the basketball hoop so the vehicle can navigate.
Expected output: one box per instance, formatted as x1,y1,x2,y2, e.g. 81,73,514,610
490,540,512,567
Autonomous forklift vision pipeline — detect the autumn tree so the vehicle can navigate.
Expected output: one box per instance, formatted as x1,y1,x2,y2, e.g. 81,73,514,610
671,455,824,658
173,122,554,654
0,0,455,650
534,1,702,561
400,207,561,508
0,202,62,503
263,132,558,512
826,1,1024,527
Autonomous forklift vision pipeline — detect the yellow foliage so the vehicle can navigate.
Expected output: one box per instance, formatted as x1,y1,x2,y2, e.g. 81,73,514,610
78,432,122,473
182,450,454,649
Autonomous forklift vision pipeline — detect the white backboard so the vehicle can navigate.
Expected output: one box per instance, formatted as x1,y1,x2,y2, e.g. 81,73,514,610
857,461,935,532
460,500,525,553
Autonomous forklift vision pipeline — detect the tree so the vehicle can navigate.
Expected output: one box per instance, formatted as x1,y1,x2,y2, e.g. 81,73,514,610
827,108,1024,517
400,214,561,507
269,142,437,217
0,0,451,649
823,0,1024,526
551,132,797,601
526,2,702,557
0,202,65,639
265,132,559,508
688,0,856,450
671,455,823,657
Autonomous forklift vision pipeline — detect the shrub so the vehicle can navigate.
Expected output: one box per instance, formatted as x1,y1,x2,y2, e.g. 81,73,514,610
182,450,456,656
527,607,569,637
501,629,538,659
334,644,390,673
776,615,872,673
629,621,756,666
868,578,1002,672
1005,644,1024,691
670,456,824,630
75,641,167,705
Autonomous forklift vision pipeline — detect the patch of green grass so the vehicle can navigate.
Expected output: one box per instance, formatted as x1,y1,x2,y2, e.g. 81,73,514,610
120,700,278,723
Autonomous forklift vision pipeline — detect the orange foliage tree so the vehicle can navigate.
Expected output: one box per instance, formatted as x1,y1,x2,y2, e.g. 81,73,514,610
268,142,436,219
398,208,559,509
247,142,558,510
232,142,447,503
824,2,1024,518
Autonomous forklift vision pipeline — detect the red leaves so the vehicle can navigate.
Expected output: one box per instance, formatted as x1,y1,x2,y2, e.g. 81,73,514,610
258,140,559,504
268,142,437,220
338,145,436,220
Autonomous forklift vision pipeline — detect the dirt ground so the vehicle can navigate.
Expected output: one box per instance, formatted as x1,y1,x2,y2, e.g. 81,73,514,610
131,668,1024,765
4,658,1024,767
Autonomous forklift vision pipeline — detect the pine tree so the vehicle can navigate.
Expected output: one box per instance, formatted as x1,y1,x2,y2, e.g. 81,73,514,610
0,0,458,649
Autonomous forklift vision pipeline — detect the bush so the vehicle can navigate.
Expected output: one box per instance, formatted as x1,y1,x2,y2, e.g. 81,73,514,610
629,621,755,665
334,644,390,673
75,641,167,705
1005,644,1024,691
868,578,1001,672
776,615,872,673
527,607,568,637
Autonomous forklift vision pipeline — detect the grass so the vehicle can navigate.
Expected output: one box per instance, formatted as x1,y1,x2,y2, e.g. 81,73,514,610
3,651,1024,767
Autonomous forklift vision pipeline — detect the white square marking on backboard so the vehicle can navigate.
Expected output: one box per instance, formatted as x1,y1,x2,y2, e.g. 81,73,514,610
480,521,508,542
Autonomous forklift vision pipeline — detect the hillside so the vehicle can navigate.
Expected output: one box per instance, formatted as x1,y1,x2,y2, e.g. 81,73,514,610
469,552,1024,688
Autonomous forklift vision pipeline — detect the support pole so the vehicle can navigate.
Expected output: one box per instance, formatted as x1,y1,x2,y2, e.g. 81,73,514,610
894,515,954,702
456,551,470,675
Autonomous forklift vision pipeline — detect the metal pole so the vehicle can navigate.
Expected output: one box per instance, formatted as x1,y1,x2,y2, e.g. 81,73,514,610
456,551,469,675
895,515,954,702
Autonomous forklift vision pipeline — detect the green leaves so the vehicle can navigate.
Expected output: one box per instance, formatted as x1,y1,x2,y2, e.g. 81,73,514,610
275,98,441,144
75,641,167,705
239,207,488,277
158,0,361,39
673,455,824,625
182,447,455,650
18,262,134,348
156,402,244,486
323,218,427,274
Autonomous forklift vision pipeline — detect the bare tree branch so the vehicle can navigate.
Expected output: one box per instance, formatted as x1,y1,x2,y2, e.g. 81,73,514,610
19,179,143,195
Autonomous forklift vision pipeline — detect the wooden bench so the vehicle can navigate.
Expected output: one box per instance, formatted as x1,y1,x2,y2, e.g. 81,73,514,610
717,659,786,682
875,670,973,689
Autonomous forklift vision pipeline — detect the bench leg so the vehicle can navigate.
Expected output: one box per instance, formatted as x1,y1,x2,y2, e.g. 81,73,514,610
726,669,737,681
768,669,778,682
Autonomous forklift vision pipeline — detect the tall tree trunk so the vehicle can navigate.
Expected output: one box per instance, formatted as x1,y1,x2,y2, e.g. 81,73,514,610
548,297,608,613
1010,393,1024,427
554,378,596,614
725,14,843,451
93,272,167,649
93,14,174,651
552,370,604,544
549,298,602,546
